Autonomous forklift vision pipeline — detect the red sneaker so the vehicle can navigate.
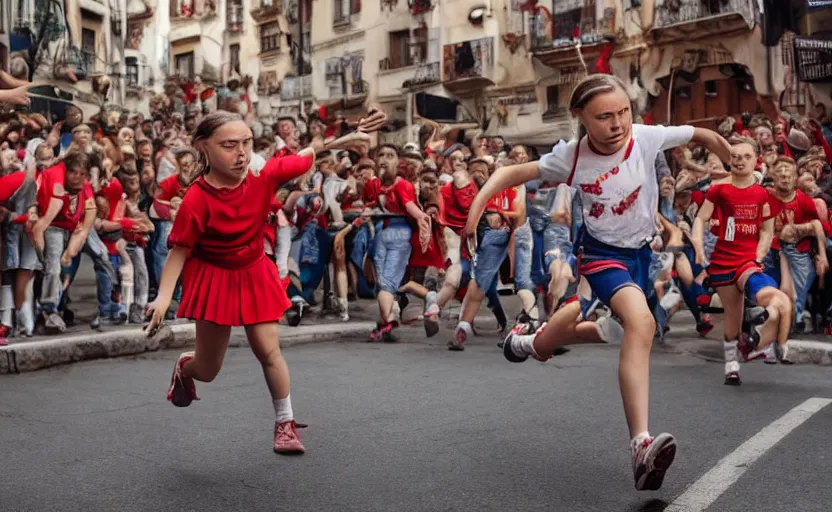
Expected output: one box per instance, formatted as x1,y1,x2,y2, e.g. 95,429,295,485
273,420,306,454
0,324,9,345
167,352,199,407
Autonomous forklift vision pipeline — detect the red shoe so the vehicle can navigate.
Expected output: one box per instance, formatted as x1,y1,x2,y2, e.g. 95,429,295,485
273,420,306,454
0,324,9,345
167,352,199,407
696,319,714,338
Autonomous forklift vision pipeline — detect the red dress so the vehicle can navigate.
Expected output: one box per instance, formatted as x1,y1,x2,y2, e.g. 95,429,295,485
167,154,313,326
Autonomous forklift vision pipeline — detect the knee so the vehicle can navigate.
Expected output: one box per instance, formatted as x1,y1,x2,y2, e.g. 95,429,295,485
623,310,656,339
255,345,284,368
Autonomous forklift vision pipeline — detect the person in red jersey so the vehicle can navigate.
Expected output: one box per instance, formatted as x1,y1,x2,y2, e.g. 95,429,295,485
692,139,794,385
764,157,828,344
145,112,317,455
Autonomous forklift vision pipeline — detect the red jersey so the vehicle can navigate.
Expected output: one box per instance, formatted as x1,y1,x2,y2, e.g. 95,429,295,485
439,181,477,232
706,183,775,270
157,174,185,201
99,178,125,221
409,220,446,269
487,187,517,212
362,177,382,208
168,153,313,268
692,189,719,235
380,177,416,215
36,162,95,232
769,190,820,252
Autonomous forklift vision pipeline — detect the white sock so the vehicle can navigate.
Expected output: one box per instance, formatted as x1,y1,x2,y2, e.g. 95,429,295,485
723,340,739,363
273,394,294,423
511,331,537,358
631,431,651,449
0,285,12,327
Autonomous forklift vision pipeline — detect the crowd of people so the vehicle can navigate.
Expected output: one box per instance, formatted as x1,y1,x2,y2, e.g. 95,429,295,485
2,68,832,486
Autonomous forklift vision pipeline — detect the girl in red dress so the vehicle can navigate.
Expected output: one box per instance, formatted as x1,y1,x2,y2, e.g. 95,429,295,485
145,112,316,454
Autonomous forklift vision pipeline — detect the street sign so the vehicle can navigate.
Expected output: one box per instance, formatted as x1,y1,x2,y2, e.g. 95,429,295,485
794,36,832,82
809,0,832,10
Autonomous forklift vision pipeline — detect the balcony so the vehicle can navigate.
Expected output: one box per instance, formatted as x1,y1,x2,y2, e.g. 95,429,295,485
442,38,496,96
403,62,441,90
227,3,244,33
251,1,282,22
651,0,757,45
280,75,313,101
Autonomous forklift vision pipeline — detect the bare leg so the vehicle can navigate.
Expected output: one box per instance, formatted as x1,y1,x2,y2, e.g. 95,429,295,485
245,322,291,399
459,280,484,323
754,287,792,349
609,286,657,439
398,281,428,299
377,290,395,324
182,320,231,383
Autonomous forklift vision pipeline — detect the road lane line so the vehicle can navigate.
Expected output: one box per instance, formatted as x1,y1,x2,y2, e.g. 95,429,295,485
666,397,832,512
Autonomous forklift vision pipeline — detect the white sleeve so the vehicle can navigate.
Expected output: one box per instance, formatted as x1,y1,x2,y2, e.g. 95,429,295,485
537,140,576,184
635,124,695,152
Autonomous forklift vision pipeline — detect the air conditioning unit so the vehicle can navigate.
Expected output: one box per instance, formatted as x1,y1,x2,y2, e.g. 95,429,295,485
379,57,391,70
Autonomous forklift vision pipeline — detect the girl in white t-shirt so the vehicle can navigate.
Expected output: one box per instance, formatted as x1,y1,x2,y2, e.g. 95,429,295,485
461,74,732,492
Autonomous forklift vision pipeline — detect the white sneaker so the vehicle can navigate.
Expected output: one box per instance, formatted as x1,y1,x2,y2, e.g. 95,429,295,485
777,342,795,365
631,433,677,491
748,343,777,364
595,316,624,344
724,340,741,385
449,321,472,351
659,284,682,311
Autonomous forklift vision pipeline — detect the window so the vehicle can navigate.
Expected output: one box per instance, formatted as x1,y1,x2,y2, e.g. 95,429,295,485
227,0,243,31
705,80,717,98
175,52,195,76
81,28,96,71
0,0,5,34
230,44,241,74
126,57,139,87
334,0,358,23
325,58,345,98
543,85,564,118
388,28,427,69
260,22,280,53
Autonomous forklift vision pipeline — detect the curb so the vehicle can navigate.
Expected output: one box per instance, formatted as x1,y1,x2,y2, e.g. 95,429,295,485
0,321,376,374
666,325,832,365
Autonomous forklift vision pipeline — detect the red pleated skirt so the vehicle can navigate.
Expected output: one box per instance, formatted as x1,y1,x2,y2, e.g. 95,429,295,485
177,254,291,326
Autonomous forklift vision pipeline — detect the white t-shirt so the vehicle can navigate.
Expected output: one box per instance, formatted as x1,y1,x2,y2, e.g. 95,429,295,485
538,124,694,248
322,175,349,225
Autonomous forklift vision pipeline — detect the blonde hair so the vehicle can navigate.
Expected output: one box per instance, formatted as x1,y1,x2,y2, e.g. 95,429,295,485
569,74,634,140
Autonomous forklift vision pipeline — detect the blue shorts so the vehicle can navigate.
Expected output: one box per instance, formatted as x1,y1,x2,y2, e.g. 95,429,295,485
707,261,777,303
577,232,653,311
745,272,778,303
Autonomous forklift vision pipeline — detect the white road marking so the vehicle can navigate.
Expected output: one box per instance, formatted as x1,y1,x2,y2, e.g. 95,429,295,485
666,397,832,512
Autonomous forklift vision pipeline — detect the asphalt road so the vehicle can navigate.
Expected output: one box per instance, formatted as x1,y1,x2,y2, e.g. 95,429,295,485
1,327,831,512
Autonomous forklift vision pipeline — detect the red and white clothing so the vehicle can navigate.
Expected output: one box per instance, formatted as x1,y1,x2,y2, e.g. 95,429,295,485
168,153,313,326
439,181,477,233
379,177,416,215
36,162,95,231
706,183,775,273
769,189,820,252
538,124,695,248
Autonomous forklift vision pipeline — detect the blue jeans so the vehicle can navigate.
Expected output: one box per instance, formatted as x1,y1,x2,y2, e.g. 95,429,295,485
150,219,172,291
514,221,534,292
373,219,412,294
350,223,376,298
469,227,510,293
783,245,816,318
66,230,116,317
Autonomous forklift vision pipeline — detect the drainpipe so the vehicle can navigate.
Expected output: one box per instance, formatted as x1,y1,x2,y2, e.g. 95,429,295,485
120,0,127,105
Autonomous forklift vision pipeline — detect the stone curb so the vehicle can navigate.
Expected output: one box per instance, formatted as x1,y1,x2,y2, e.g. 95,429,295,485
667,325,832,365
0,321,376,374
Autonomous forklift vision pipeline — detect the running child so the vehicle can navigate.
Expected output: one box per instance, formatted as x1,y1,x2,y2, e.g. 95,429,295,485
462,74,732,491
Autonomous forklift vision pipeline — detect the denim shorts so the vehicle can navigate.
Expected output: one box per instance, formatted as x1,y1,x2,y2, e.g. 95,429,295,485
542,223,574,270
467,227,510,293
513,221,534,292
374,218,412,294
3,222,38,271
577,232,653,308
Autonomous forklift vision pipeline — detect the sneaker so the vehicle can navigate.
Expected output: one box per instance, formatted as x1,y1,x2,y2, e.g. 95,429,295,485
631,433,677,491
724,361,741,385
448,322,472,351
739,331,761,362
777,342,795,365
659,284,682,311
336,297,349,322
381,323,398,343
744,306,769,325
502,322,547,363
90,315,101,330
273,420,305,454
129,304,144,325
596,316,624,344
696,318,714,338
424,303,440,338
0,325,8,346
45,312,67,333
369,322,394,342
167,352,199,407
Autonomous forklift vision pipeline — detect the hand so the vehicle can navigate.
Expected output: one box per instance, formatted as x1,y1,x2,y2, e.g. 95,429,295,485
60,250,72,268
461,219,478,255
713,133,733,164
357,106,387,133
2,84,36,106
170,196,183,210
144,298,171,337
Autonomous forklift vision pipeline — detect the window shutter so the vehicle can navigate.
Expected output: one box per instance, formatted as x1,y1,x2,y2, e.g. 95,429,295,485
351,0,361,14
427,27,440,63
